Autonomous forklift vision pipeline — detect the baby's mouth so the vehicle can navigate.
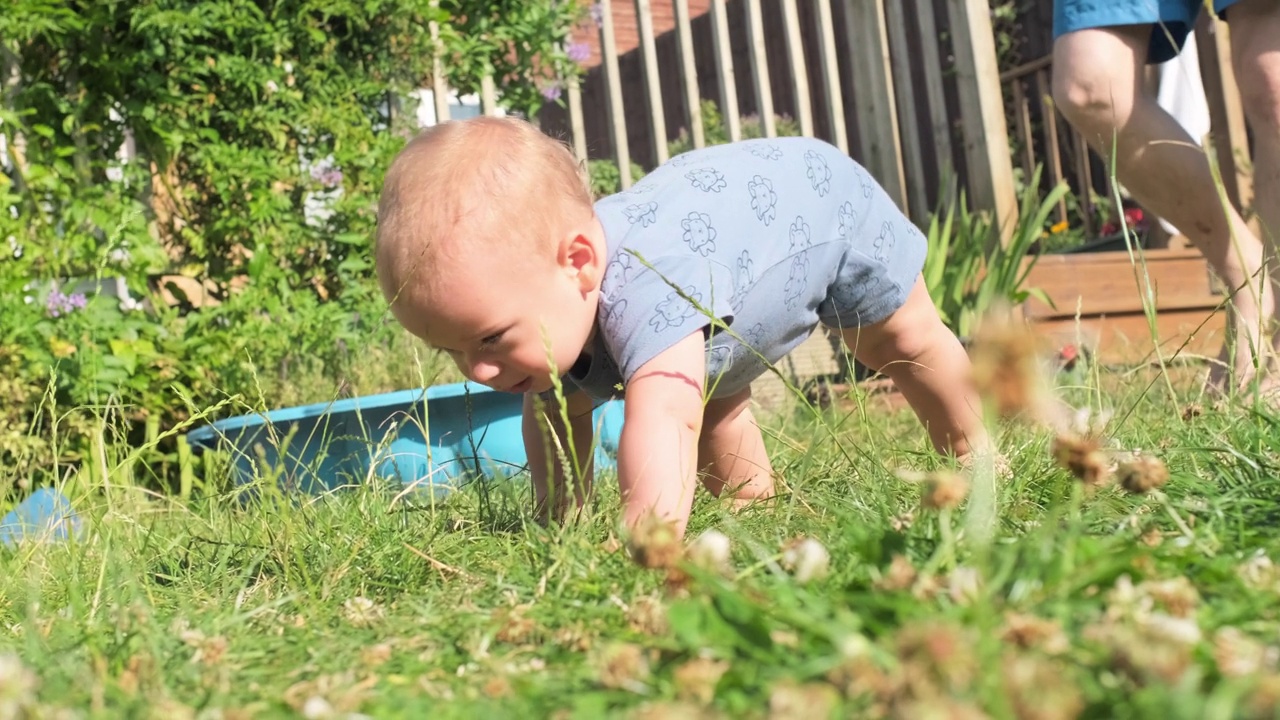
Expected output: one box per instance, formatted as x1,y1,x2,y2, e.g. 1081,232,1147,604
507,377,533,393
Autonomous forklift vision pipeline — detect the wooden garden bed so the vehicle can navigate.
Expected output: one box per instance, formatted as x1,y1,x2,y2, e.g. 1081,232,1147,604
1021,248,1226,365
750,248,1226,413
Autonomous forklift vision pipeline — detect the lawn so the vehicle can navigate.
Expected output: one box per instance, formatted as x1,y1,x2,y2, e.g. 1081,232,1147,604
2,354,1280,719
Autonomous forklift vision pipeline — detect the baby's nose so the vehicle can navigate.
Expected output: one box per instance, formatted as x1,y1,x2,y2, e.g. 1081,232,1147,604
468,360,502,384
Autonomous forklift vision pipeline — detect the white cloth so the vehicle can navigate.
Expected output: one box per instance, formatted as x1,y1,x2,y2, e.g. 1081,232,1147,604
1154,32,1212,235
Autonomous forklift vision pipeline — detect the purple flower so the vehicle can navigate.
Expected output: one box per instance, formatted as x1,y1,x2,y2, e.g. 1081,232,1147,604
567,41,591,64
46,289,86,318
541,83,563,101
310,163,344,189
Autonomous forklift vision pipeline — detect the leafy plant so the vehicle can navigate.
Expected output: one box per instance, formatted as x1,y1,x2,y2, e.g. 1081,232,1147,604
924,165,1068,337
587,159,648,198
0,0,575,484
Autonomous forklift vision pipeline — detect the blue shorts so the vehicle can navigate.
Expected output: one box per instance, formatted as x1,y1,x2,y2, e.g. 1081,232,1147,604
1053,0,1238,64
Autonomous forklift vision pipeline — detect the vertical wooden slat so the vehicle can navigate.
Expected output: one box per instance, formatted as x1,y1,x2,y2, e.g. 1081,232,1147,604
480,73,498,116
635,0,669,165
946,0,1018,242
428,1,450,125
599,0,632,188
779,0,814,137
1037,68,1068,225
711,0,742,143
843,0,907,210
711,0,742,142
916,0,953,181
813,0,848,153
744,0,776,138
567,75,588,166
1011,77,1035,176
884,0,928,224
673,0,706,149
1074,132,1094,238
1195,14,1255,234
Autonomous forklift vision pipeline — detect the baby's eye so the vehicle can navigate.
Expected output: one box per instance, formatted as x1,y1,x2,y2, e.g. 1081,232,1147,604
478,332,504,349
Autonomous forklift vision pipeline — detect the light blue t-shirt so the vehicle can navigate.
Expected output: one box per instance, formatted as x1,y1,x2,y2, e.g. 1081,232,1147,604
561,136,926,401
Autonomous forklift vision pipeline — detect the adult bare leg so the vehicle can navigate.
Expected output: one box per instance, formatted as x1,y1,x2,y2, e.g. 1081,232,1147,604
1228,0,1280,391
1052,23,1275,393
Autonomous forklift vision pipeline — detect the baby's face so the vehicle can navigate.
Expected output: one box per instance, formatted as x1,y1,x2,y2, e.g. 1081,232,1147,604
393,248,598,395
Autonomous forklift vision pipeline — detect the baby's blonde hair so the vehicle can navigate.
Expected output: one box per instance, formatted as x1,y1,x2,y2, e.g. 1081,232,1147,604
375,116,593,306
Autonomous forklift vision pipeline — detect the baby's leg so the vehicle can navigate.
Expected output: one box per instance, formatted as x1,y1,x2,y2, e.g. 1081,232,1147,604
697,387,776,505
839,274,987,460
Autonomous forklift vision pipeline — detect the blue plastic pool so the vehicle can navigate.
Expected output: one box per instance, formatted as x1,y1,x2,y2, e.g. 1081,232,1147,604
185,382,624,495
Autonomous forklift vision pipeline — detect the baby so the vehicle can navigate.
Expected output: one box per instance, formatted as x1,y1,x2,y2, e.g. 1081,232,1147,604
375,116,988,535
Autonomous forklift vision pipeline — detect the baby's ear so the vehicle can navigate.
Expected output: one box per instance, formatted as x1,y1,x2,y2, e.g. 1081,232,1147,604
561,228,605,290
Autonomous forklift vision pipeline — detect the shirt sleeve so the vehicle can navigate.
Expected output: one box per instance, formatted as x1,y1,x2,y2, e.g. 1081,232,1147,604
597,250,737,385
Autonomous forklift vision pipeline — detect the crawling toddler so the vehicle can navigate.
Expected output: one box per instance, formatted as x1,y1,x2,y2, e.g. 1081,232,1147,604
375,116,988,535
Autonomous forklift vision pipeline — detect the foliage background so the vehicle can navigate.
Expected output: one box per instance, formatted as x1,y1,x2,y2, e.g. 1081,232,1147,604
0,0,589,483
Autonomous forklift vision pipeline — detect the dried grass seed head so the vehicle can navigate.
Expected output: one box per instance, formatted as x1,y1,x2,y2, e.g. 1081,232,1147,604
968,306,1054,422
1051,433,1111,486
1117,454,1170,494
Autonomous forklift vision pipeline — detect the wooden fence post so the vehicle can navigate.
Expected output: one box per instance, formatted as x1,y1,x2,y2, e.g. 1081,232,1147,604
710,0,742,142
843,0,907,211
1195,13,1256,237
673,0,706,149
916,0,953,185
780,0,815,138
884,1,929,225
744,0,777,138
946,0,1018,242
814,0,848,154
480,73,498,116
635,0,670,165
567,74,588,165
598,0,633,188
428,1,451,125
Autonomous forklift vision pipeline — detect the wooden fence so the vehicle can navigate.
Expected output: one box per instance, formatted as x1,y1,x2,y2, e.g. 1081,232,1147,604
431,0,1021,236
428,0,1256,406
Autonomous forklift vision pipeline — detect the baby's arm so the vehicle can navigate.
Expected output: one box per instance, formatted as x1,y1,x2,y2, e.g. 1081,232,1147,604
617,329,708,535
847,275,989,460
522,389,598,523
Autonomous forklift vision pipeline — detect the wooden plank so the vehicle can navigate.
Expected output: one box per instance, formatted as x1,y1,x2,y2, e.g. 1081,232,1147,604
843,0,907,209
915,0,954,183
946,0,1018,243
1034,307,1226,365
1022,249,1221,319
1011,77,1035,176
480,73,498,116
634,0,669,165
1195,13,1256,236
1037,68,1069,226
710,0,742,142
673,0,706,149
567,75,588,165
779,0,815,138
744,0,777,138
428,1,450,125
1024,248,1226,364
813,0,848,153
1074,131,1094,238
884,0,928,224
598,0,633,188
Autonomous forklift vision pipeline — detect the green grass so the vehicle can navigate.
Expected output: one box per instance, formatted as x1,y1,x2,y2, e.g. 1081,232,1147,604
3,359,1280,719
